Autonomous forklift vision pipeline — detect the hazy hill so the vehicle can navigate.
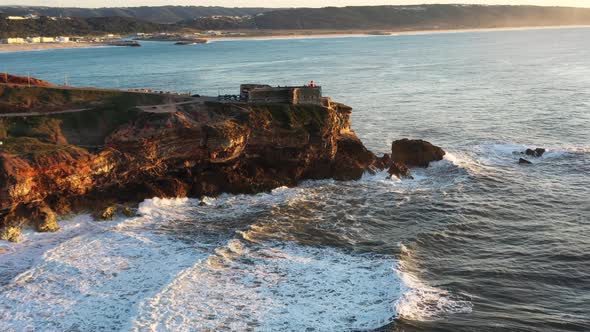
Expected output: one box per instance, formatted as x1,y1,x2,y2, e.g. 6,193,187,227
0,6,276,24
253,5,590,30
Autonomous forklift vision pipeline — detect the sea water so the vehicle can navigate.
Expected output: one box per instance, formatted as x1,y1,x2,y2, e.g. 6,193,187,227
0,27,589,331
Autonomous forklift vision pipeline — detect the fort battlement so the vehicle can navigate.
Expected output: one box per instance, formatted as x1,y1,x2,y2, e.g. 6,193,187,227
240,83,322,105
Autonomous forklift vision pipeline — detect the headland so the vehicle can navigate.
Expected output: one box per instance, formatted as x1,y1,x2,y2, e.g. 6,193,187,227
0,75,446,242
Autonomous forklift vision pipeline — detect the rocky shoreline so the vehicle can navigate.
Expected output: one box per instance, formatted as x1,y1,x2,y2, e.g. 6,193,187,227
0,80,445,242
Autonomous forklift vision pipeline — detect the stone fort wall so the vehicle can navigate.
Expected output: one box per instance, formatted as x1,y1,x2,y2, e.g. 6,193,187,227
240,84,322,105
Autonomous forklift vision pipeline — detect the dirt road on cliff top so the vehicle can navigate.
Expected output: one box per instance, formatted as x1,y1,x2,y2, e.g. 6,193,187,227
0,98,213,117
0,83,215,117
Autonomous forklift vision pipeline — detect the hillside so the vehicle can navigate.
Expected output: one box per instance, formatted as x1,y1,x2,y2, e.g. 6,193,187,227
0,6,276,24
0,16,164,38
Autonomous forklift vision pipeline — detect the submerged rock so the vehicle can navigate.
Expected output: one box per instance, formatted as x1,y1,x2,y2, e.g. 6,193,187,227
390,138,446,168
524,148,546,157
519,158,532,164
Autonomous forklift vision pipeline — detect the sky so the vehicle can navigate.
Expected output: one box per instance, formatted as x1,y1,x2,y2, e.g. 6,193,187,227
1,0,590,8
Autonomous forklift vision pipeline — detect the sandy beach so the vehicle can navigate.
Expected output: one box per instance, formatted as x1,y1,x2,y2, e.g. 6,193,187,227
0,42,108,53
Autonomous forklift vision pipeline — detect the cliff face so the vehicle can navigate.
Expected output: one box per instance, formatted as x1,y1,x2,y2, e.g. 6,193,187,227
0,95,377,230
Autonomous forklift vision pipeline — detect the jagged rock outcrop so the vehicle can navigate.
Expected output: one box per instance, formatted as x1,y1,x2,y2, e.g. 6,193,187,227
390,138,445,167
0,89,377,232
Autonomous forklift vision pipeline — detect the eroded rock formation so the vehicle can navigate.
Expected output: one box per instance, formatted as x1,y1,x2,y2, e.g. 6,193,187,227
0,83,449,239
0,90,380,232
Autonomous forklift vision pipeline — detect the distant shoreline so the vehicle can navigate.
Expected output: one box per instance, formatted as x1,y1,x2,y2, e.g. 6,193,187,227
0,42,110,53
207,25,590,42
1,25,589,53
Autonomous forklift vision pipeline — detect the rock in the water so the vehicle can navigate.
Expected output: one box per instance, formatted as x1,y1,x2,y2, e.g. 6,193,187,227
95,206,117,221
519,158,532,164
388,161,412,179
0,248,7,254
0,227,22,243
524,148,546,157
390,139,446,168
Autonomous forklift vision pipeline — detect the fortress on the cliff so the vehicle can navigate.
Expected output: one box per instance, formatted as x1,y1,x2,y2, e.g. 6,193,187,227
240,83,322,105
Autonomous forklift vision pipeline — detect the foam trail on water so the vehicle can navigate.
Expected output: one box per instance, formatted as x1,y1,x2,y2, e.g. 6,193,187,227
395,244,473,321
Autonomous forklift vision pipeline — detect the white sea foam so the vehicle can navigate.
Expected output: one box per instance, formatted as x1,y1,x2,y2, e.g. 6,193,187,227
0,199,205,331
134,240,401,331
0,188,472,330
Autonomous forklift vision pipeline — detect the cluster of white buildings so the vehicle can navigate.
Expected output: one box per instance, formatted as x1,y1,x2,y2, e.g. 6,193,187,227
3,13,65,20
0,36,70,44
5,14,40,20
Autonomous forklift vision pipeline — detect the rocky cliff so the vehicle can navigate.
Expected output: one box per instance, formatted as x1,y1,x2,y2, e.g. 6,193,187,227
0,86,379,235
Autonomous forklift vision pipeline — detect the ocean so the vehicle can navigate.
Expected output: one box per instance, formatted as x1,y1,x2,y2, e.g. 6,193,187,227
0,27,589,331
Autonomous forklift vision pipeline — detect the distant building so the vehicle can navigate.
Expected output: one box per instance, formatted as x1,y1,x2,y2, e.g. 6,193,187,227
7,16,26,20
240,83,323,105
40,37,55,43
56,36,70,43
26,37,41,43
0,38,26,44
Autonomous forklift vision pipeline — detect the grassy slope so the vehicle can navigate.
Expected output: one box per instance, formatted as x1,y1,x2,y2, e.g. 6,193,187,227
0,86,169,153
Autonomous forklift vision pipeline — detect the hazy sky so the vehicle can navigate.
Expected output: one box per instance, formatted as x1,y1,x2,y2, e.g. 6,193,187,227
1,1,590,8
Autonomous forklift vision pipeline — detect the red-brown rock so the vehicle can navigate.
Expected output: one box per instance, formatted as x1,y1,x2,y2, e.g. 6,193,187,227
0,90,376,229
